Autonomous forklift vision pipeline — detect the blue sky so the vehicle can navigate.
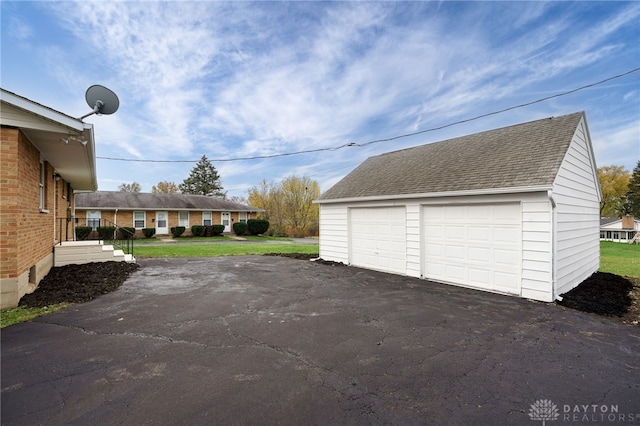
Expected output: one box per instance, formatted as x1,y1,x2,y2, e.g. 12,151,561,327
2,1,639,198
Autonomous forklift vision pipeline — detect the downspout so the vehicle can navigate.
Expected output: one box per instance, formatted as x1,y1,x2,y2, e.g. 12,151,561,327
547,190,561,301
53,173,57,244
115,208,118,226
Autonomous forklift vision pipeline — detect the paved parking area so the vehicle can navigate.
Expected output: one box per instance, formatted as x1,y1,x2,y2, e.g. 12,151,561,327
2,256,639,425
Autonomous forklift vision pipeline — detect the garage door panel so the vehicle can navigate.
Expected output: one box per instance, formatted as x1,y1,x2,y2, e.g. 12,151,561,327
445,264,466,281
350,207,406,275
423,204,522,295
468,247,491,262
445,245,466,259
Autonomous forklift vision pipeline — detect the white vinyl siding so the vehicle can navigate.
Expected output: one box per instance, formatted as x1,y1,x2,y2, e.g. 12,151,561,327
133,211,145,229
552,118,600,297
520,200,553,301
318,204,349,263
179,211,189,227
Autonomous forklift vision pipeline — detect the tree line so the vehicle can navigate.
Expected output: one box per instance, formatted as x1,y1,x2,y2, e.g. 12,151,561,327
117,155,321,237
598,160,640,218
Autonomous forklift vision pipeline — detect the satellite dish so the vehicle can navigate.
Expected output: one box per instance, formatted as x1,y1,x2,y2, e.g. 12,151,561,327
79,85,120,120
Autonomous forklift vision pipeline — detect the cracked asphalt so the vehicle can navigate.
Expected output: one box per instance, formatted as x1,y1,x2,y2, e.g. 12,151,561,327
2,256,639,425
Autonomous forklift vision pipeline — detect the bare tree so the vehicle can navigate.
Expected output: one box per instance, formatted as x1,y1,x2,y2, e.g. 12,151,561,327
247,176,320,237
118,182,141,192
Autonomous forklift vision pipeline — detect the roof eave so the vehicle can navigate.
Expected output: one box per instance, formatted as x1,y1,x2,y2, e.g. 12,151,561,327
314,185,553,204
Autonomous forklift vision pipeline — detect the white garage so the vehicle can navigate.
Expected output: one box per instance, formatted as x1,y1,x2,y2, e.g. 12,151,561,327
423,204,521,295
316,112,601,302
350,207,407,274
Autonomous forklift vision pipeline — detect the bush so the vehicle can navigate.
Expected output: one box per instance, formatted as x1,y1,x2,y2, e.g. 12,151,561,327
118,227,136,239
233,222,248,236
211,224,225,236
75,226,92,241
170,226,186,237
247,219,270,235
142,228,156,238
191,225,205,237
96,226,116,240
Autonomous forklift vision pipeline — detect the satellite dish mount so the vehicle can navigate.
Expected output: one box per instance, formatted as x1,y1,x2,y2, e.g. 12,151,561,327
79,85,120,120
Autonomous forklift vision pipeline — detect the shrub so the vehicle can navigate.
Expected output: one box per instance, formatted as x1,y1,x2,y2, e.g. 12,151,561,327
170,226,186,237
142,228,156,238
191,225,205,237
75,226,92,241
118,227,136,239
233,222,248,236
247,219,270,235
211,224,225,236
96,226,116,240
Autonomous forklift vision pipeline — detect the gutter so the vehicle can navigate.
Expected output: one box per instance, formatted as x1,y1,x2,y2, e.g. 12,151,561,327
315,185,553,204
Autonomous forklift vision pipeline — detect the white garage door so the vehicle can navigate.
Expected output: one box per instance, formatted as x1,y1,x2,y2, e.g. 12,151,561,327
423,204,521,295
350,207,406,275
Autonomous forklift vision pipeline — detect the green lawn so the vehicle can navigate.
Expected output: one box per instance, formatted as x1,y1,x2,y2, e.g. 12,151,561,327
1,303,71,328
599,241,640,278
133,242,319,258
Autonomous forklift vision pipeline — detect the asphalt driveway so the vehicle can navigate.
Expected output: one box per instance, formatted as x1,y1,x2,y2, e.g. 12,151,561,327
2,256,639,425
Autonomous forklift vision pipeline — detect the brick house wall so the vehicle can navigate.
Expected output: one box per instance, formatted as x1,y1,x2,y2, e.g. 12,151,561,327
1,127,73,308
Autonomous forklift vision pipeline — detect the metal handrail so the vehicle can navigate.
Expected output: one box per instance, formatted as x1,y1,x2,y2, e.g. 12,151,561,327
57,217,134,256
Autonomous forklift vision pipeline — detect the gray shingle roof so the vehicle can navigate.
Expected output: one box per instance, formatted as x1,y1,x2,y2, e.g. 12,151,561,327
319,112,584,201
76,191,262,212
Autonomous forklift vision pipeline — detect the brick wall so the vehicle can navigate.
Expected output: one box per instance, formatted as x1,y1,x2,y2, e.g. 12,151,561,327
1,127,75,306
16,131,57,277
0,127,19,280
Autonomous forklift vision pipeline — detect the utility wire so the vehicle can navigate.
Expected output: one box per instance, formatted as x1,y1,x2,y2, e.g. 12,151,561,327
97,66,640,163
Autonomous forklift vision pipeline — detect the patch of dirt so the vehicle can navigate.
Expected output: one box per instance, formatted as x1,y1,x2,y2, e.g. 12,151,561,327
19,262,140,308
17,256,639,326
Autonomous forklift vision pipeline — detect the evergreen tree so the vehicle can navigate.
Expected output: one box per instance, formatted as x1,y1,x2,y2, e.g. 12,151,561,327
179,155,224,196
627,160,640,217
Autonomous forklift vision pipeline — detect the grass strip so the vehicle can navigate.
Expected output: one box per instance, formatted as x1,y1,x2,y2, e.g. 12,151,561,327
134,243,318,258
1,303,71,328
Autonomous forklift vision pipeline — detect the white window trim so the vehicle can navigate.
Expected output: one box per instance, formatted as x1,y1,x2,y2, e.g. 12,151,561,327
133,211,146,229
239,212,247,223
179,211,190,227
202,211,212,226
87,210,101,230
39,157,49,213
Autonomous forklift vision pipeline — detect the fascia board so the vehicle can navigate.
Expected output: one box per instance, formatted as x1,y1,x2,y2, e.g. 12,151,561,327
314,185,552,204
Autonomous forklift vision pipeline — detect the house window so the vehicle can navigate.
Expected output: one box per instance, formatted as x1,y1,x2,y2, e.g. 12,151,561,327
179,211,189,227
203,211,212,226
600,232,605,239
87,210,101,230
39,159,46,211
134,211,146,229
239,212,247,223
613,231,620,240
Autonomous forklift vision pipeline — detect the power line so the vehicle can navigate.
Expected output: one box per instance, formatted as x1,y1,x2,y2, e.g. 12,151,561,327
97,66,640,163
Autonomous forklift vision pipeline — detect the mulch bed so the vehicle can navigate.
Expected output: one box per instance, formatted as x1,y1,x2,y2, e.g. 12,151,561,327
19,262,139,308
17,255,639,326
